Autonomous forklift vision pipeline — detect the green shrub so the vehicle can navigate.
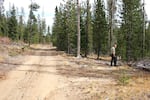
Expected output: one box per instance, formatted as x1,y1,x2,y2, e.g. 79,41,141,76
118,70,130,85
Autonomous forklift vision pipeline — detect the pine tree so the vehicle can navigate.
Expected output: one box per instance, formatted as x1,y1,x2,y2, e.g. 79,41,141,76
86,0,93,55
145,22,150,57
7,5,18,40
52,6,67,51
37,14,42,43
66,0,77,54
45,26,51,44
23,24,29,43
80,7,87,56
80,0,93,57
0,0,6,36
121,0,144,61
52,1,77,53
18,7,25,41
51,6,59,47
28,2,40,45
93,0,108,59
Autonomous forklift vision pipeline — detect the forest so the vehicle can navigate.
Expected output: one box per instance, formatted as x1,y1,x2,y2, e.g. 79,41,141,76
52,0,150,61
0,0,51,45
0,0,150,61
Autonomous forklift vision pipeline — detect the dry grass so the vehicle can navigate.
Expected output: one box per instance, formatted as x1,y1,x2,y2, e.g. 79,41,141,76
55,54,150,100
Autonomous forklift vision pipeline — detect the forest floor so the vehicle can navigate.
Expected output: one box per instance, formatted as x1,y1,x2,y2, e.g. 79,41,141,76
0,44,150,100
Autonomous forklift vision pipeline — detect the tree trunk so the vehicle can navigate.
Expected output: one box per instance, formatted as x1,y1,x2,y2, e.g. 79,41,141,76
142,0,145,58
77,0,81,58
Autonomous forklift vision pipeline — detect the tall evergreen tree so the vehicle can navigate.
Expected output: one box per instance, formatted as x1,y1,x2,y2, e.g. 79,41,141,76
86,0,93,55
27,2,40,45
93,0,108,59
120,0,143,61
7,5,18,40
18,8,25,41
80,7,87,56
52,1,77,53
51,6,59,47
45,25,51,43
80,0,93,57
52,6,67,51
65,0,77,54
145,22,150,57
0,0,6,36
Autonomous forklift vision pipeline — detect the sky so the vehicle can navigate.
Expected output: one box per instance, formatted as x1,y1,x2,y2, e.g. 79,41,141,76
3,0,150,29
4,0,62,28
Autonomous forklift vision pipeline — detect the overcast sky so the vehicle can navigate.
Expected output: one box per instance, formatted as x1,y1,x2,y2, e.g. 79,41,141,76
3,0,150,29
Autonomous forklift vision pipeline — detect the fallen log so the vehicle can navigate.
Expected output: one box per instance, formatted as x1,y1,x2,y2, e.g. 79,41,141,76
132,59,150,71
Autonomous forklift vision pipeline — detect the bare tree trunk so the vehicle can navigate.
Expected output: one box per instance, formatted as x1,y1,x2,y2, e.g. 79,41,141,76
142,0,145,58
77,0,81,58
29,23,31,47
109,10,113,49
108,0,116,50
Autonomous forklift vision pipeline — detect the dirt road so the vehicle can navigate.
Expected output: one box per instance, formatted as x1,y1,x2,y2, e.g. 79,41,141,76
0,45,67,100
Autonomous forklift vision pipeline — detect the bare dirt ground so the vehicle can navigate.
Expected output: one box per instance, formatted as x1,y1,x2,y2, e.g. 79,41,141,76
0,44,150,100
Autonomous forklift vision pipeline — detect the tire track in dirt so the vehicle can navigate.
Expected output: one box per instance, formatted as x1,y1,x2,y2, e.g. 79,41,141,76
6,56,41,100
0,46,63,100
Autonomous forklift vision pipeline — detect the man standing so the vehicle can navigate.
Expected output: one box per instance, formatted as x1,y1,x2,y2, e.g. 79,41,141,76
111,43,117,66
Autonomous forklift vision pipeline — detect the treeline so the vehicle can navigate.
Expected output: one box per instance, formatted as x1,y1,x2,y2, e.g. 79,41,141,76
0,0,51,45
52,0,150,61
52,0,108,59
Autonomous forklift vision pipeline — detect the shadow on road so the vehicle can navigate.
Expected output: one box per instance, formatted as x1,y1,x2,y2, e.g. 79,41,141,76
25,47,65,57
29,47,57,51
